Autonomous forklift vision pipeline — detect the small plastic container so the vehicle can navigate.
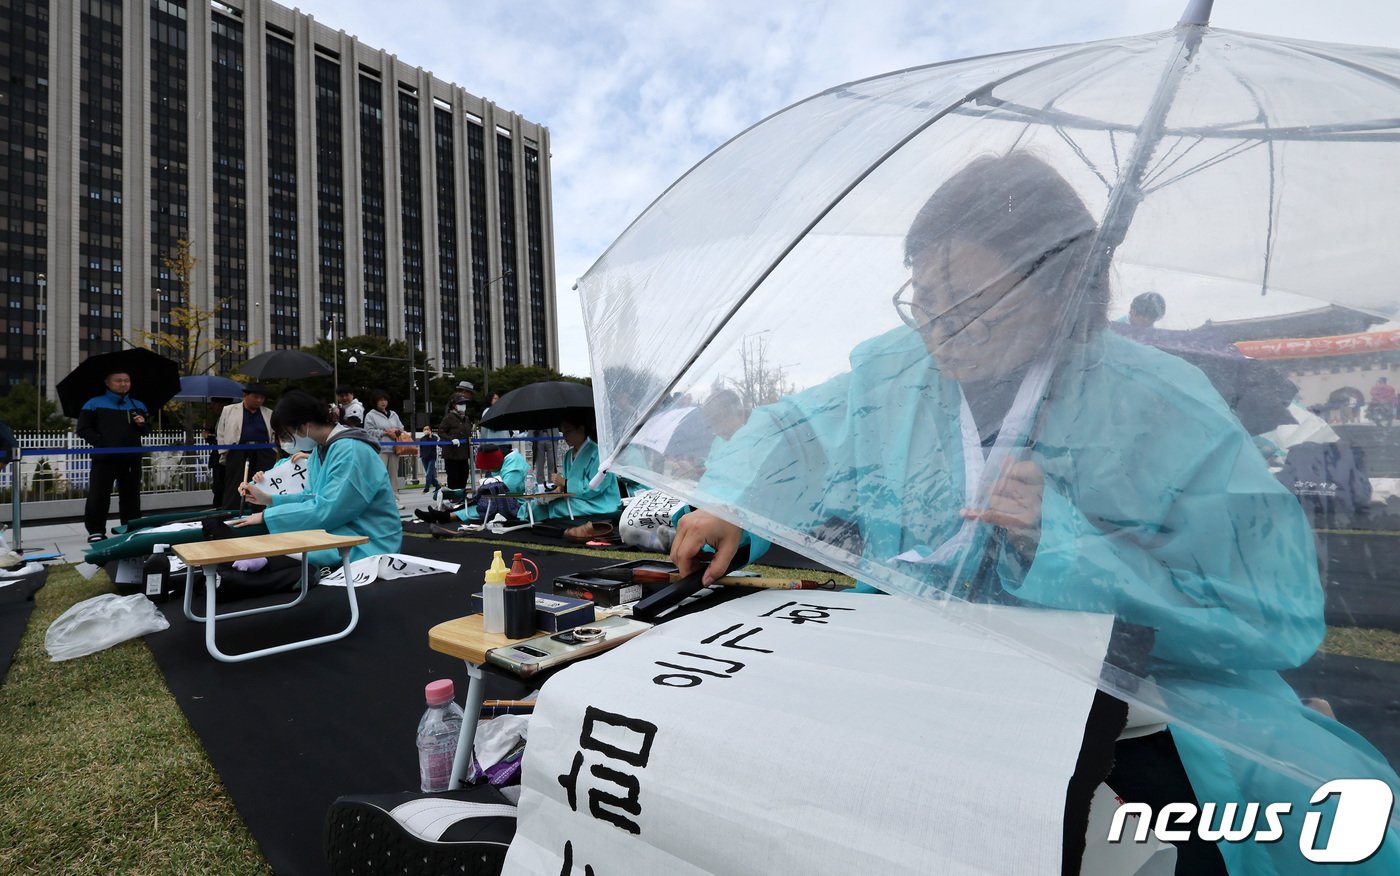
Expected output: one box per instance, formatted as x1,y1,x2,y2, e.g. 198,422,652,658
482,550,509,634
503,553,539,639
416,679,464,793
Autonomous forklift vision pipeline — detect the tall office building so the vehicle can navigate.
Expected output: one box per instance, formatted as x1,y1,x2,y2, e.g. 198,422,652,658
0,0,557,395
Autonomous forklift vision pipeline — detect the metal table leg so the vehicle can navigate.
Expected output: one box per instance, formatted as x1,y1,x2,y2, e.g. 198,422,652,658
448,662,488,789
185,546,361,662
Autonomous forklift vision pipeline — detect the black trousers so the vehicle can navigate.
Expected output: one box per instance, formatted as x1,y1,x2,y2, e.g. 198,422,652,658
222,447,278,509
444,458,470,490
85,457,143,536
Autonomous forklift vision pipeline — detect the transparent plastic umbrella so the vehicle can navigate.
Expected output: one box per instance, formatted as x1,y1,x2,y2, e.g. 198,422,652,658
578,3,1400,870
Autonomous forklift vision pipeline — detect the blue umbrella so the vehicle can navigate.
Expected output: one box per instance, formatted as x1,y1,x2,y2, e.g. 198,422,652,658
174,374,244,402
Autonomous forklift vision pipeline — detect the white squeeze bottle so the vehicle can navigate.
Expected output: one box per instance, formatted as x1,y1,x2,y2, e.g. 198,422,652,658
416,679,464,792
482,550,509,634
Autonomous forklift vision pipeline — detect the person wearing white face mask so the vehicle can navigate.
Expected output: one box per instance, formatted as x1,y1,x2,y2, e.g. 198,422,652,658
231,389,402,568
437,388,474,490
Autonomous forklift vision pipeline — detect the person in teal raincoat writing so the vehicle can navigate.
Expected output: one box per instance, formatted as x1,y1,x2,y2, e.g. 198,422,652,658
537,416,621,524
671,152,1399,874
233,389,402,568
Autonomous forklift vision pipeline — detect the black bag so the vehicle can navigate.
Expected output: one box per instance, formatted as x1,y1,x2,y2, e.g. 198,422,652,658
474,479,520,521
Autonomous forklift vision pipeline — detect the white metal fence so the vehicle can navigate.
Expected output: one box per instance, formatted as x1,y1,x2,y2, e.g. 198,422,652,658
2,431,566,502
2,430,213,502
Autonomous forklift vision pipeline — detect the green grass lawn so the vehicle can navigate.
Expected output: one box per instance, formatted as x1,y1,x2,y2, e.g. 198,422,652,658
2,542,1397,873
0,565,271,876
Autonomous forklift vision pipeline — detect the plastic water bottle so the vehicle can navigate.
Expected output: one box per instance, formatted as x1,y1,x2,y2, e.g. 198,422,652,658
416,679,464,792
524,466,537,495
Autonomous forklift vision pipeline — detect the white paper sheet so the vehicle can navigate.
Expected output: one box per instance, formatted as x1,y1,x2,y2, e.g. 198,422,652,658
504,591,1113,876
261,458,309,496
316,553,460,588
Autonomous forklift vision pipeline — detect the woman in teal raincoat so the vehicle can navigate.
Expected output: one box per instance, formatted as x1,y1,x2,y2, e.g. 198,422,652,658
537,417,622,522
234,389,402,568
673,153,1399,874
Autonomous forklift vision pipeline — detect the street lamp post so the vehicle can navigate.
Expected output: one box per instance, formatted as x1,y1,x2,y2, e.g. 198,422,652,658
472,360,491,409
155,287,165,354
36,273,46,428
327,316,339,393
345,347,429,423
474,267,512,405
408,332,417,430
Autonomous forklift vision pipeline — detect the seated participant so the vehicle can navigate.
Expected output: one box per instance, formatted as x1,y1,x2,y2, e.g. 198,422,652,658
455,446,530,523
233,389,402,568
670,152,1399,874
536,417,621,524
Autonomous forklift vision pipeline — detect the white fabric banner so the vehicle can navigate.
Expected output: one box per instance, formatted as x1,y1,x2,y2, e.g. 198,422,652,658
619,490,688,552
318,554,460,588
504,591,1112,876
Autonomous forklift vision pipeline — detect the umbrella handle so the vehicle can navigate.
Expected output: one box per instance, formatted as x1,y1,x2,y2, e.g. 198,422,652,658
1177,0,1213,26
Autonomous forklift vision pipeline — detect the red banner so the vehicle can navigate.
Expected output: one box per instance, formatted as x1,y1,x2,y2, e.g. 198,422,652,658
1236,329,1400,360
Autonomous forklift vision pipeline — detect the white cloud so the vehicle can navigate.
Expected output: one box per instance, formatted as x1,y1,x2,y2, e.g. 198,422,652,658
286,0,1400,375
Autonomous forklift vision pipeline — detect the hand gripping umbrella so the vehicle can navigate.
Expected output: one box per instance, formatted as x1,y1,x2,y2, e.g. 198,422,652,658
577,2,1400,870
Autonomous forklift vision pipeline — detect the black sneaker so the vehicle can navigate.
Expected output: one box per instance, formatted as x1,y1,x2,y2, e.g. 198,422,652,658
324,785,516,876
87,533,106,543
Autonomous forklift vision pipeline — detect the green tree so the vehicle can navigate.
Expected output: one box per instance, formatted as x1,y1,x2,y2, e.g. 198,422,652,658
0,383,69,432
432,363,590,422
289,336,443,427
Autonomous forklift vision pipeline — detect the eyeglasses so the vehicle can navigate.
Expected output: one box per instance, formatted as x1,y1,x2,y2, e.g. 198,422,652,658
892,234,1089,343
891,278,1019,345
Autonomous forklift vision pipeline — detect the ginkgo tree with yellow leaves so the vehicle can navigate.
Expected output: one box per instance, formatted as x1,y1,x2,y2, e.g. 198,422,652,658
131,238,253,378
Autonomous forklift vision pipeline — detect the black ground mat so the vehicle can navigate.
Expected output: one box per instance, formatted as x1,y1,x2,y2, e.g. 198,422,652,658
0,567,46,687
143,539,599,876
1282,650,1400,771
145,534,1397,875
1317,531,1400,631
402,520,836,573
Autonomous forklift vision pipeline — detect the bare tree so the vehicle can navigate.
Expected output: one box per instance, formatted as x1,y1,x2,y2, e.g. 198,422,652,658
132,238,251,376
732,334,794,409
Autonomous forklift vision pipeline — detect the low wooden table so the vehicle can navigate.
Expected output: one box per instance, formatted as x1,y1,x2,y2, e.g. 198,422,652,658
428,614,536,789
174,530,368,663
482,491,575,526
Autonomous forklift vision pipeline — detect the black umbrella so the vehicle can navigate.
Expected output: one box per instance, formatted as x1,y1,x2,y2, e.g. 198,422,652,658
1111,324,1297,434
478,381,595,431
237,350,333,379
56,348,182,418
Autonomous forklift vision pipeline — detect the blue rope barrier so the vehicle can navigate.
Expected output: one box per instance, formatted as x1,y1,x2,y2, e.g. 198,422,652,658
15,436,562,456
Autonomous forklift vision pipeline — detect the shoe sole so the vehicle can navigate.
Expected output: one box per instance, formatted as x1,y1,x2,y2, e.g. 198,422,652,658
324,797,512,875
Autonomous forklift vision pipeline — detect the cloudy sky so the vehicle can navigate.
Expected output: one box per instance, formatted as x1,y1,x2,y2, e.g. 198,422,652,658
287,0,1400,376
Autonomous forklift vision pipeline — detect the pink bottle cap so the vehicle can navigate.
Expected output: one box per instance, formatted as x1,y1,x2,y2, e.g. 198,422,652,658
424,679,456,705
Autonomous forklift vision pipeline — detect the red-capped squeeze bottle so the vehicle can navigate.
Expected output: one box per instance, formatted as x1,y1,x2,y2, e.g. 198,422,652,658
502,553,539,639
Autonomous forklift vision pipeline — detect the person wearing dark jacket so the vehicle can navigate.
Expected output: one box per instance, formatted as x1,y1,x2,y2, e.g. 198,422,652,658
76,371,149,541
437,394,473,490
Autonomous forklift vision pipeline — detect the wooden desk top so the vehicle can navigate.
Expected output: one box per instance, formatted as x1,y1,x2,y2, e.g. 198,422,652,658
174,530,368,565
429,614,534,665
